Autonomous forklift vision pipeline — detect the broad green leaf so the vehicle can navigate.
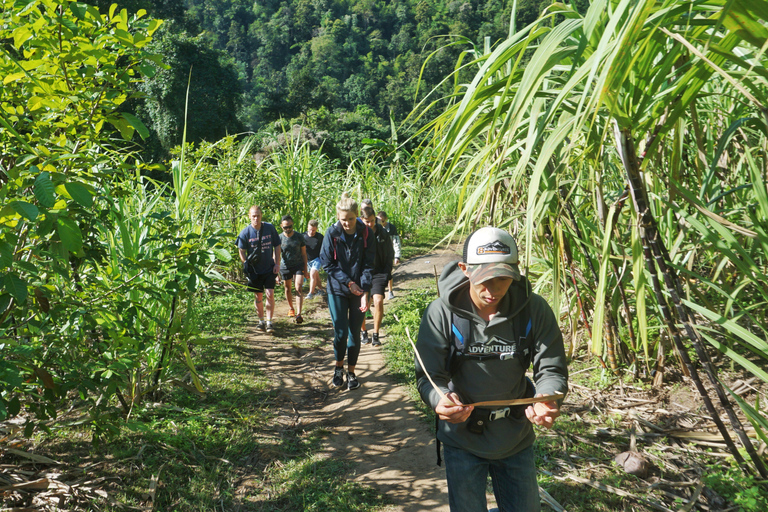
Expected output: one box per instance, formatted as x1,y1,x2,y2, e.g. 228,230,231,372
121,112,149,140
0,242,12,269
56,218,83,253
4,71,26,85
10,201,38,221
69,2,87,19
108,117,134,141
34,171,55,208
0,294,10,315
4,273,28,303
8,397,21,417
139,62,157,78
65,182,94,207
186,273,197,292
12,26,32,48
211,247,231,262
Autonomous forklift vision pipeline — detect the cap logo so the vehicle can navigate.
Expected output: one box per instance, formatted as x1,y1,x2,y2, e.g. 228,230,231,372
476,241,511,255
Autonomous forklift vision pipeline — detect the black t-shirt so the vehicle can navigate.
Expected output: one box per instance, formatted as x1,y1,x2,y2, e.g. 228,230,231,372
383,222,399,238
303,232,324,260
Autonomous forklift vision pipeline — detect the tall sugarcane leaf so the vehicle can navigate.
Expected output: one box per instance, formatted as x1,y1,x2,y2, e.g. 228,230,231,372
698,330,768,384
684,299,768,357
724,384,768,449
591,203,617,356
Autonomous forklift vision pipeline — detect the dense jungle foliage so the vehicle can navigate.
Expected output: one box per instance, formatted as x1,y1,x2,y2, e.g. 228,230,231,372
83,0,584,164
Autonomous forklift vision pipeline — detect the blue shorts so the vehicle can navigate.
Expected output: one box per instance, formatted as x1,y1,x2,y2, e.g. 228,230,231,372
308,258,322,272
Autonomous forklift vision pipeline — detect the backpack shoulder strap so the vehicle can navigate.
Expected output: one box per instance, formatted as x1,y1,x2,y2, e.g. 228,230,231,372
513,299,534,369
449,312,471,372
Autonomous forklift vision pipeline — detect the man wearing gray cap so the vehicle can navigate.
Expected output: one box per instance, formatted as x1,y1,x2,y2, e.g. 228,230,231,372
415,227,568,512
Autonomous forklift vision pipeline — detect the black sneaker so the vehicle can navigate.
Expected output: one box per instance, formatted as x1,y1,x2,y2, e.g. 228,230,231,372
372,333,381,347
332,367,344,388
257,320,266,332
347,372,360,390
265,321,274,334
361,330,370,344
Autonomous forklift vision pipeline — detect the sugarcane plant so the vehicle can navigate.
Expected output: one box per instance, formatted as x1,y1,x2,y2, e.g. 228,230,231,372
416,0,768,479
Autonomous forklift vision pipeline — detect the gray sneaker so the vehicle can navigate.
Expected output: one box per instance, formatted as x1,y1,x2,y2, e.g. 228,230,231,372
387,291,395,300
361,331,370,345
265,321,274,334
372,333,381,347
332,367,344,388
347,372,360,390
257,320,266,332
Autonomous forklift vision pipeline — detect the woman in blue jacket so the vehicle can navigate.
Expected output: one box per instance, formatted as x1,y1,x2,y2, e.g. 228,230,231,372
320,193,376,390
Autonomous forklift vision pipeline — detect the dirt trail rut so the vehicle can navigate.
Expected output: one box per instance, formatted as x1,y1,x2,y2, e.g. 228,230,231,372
244,245,462,511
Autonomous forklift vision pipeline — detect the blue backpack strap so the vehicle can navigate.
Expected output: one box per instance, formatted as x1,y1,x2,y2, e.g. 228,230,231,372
449,312,471,372
513,300,534,369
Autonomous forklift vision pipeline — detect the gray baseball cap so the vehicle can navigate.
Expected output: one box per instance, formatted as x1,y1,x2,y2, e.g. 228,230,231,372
463,227,521,283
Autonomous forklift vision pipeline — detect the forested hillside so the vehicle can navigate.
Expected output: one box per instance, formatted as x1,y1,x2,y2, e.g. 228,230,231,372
91,0,573,163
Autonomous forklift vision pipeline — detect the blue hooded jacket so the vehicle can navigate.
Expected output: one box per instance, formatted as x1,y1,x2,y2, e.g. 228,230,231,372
320,219,375,296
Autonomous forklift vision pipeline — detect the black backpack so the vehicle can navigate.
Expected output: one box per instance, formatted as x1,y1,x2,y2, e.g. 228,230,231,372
245,227,263,271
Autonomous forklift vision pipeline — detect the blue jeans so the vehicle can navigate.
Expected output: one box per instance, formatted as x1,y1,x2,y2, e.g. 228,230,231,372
443,443,540,512
327,293,365,366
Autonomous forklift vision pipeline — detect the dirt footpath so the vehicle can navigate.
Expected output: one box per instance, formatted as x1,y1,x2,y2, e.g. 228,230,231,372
243,245,461,511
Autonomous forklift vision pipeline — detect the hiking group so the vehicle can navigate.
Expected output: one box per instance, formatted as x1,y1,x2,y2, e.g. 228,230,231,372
237,201,569,512
236,194,399,390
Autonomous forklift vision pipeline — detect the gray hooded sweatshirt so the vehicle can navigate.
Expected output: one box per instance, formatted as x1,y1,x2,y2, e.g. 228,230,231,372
415,261,568,460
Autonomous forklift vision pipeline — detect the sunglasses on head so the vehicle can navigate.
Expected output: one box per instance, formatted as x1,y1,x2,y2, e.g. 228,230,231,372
282,225,293,230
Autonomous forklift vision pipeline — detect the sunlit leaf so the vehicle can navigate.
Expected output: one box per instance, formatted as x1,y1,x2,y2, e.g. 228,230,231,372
56,217,83,253
34,171,55,208
121,112,149,140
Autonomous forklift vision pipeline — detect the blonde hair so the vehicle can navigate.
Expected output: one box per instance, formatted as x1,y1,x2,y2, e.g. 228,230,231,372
336,192,358,215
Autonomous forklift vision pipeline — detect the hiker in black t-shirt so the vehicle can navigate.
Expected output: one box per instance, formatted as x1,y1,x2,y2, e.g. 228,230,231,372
360,206,394,347
303,219,324,300
377,211,401,299
279,215,309,324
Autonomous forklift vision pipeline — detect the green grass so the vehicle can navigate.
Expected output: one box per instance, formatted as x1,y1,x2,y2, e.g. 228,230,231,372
27,288,387,511
399,224,456,261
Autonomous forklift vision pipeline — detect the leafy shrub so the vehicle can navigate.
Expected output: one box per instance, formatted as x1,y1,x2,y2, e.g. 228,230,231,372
702,464,768,512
